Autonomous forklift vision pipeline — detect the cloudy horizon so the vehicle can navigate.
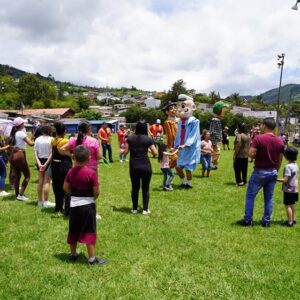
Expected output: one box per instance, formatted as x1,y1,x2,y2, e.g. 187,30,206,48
1,0,300,97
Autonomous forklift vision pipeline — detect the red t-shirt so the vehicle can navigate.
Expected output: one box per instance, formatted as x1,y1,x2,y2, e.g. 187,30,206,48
65,166,99,207
149,124,163,137
251,133,284,169
117,128,126,145
98,128,108,144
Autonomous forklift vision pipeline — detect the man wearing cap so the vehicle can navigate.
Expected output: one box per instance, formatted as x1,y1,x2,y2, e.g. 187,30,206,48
149,119,164,147
174,94,200,188
209,101,226,170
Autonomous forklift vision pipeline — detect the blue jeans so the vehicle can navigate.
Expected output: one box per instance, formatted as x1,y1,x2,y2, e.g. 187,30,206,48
0,156,7,190
119,143,126,161
244,169,278,222
102,143,113,162
201,153,211,170
161,168,174,187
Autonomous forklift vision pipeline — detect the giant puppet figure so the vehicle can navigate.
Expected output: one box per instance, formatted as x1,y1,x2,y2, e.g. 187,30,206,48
162,101,178,168
174,94,200,189
162,101,177,148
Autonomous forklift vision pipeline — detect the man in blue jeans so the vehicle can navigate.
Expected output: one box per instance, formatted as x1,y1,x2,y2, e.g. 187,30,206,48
239,117,284,227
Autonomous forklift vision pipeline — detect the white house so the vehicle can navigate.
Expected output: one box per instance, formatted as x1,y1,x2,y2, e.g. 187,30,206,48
144,97,161,109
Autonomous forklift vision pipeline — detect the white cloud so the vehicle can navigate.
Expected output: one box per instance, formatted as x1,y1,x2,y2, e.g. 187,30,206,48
0,0,300,96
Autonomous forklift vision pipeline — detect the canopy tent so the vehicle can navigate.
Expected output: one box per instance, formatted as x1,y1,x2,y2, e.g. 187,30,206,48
0,119,13,137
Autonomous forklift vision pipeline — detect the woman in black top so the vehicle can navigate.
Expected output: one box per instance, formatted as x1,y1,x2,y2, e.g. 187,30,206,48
122,120,157,215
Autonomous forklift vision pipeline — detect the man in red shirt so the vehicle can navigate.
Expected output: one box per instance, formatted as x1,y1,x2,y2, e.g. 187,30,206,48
98,123,113,163
239,117,284,227
149,119,164,146
117,124,127,162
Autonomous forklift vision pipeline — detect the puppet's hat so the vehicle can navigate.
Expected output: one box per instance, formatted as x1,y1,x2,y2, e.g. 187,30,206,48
178,94,193,101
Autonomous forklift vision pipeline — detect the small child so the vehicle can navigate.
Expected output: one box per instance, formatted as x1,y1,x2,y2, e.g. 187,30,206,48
277,146,298,227
200,130,213,177
63,145,107,265
158,143,178,191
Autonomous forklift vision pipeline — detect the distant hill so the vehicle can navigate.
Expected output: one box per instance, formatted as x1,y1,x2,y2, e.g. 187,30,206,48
259,84,300,104
0,64,76,86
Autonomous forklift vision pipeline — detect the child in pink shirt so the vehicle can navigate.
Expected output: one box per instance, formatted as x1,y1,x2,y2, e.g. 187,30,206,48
158,143,178,191
200,130,213,177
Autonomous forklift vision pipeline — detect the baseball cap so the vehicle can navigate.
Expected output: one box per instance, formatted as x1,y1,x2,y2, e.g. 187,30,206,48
13,117,25,127
213,101,228,115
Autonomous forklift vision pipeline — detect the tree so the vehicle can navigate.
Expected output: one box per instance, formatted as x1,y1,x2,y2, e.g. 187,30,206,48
229,93,243,106
208,91,220,104
0,75,18,94
18,74,41,106
122,105,165,124
18,74,55,107
75,110,103,120
78,94,91,110
163,79,188,107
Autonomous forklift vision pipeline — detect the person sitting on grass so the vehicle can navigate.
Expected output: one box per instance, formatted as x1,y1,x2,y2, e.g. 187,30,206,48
158,143,178,191
63,145,107,266
277,147,298,227
200,130,213,177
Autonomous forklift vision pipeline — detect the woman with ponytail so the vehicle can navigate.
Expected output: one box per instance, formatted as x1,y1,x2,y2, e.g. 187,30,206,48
9,117,34,200
61,121,102,173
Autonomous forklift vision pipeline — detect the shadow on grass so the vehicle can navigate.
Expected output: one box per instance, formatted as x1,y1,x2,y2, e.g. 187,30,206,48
232,219,286,227
0,193,17,201
112,206,132,214
54,253,88,265
225,182,237,186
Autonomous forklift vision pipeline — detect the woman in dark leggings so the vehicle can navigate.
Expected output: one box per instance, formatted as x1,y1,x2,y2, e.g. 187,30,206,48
122,120,157,215
9,117,34,200
51,123,72,215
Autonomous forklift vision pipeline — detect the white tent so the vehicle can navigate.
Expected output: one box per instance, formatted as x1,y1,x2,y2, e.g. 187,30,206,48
0,119,13,137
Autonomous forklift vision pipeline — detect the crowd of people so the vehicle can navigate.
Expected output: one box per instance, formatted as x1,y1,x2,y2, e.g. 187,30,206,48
0,94,298,265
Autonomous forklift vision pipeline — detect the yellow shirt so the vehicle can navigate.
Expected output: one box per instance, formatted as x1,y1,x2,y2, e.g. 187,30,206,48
51,137,69,156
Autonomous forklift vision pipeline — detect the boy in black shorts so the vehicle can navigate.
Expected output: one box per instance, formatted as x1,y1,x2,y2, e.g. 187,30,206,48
277,147,298,227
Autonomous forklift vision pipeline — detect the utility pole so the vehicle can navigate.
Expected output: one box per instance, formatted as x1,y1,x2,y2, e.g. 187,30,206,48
276,53,285,135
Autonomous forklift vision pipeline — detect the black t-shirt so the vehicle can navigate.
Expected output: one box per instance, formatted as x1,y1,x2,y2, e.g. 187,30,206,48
126,135,153,171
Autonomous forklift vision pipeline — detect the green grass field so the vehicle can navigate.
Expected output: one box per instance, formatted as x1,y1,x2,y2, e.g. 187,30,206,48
0,137,299,299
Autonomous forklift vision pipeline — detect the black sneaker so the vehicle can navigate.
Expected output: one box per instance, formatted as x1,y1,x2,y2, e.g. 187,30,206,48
294,220,297,225
211,166,218,170
68,253,79,262
88,257,108,266
185,184,192,189
237,219,252,227
283,221,294,227
261,220,270,228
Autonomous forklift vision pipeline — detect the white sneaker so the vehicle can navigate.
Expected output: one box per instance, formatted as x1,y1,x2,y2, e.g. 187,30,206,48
17,194,28,201
38,201,44,207
96,214,102,220
43,201,55,207
0,191,10,197
120,160,123,163
131,209,137,214
142,210,151,215
168,185,174,191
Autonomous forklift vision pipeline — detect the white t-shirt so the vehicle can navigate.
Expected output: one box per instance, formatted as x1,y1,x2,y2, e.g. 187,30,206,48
15,131,27,149
283,163,299,193
34,136,53,158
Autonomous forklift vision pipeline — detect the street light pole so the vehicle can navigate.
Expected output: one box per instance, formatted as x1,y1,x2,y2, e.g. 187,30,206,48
276,53,285,135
